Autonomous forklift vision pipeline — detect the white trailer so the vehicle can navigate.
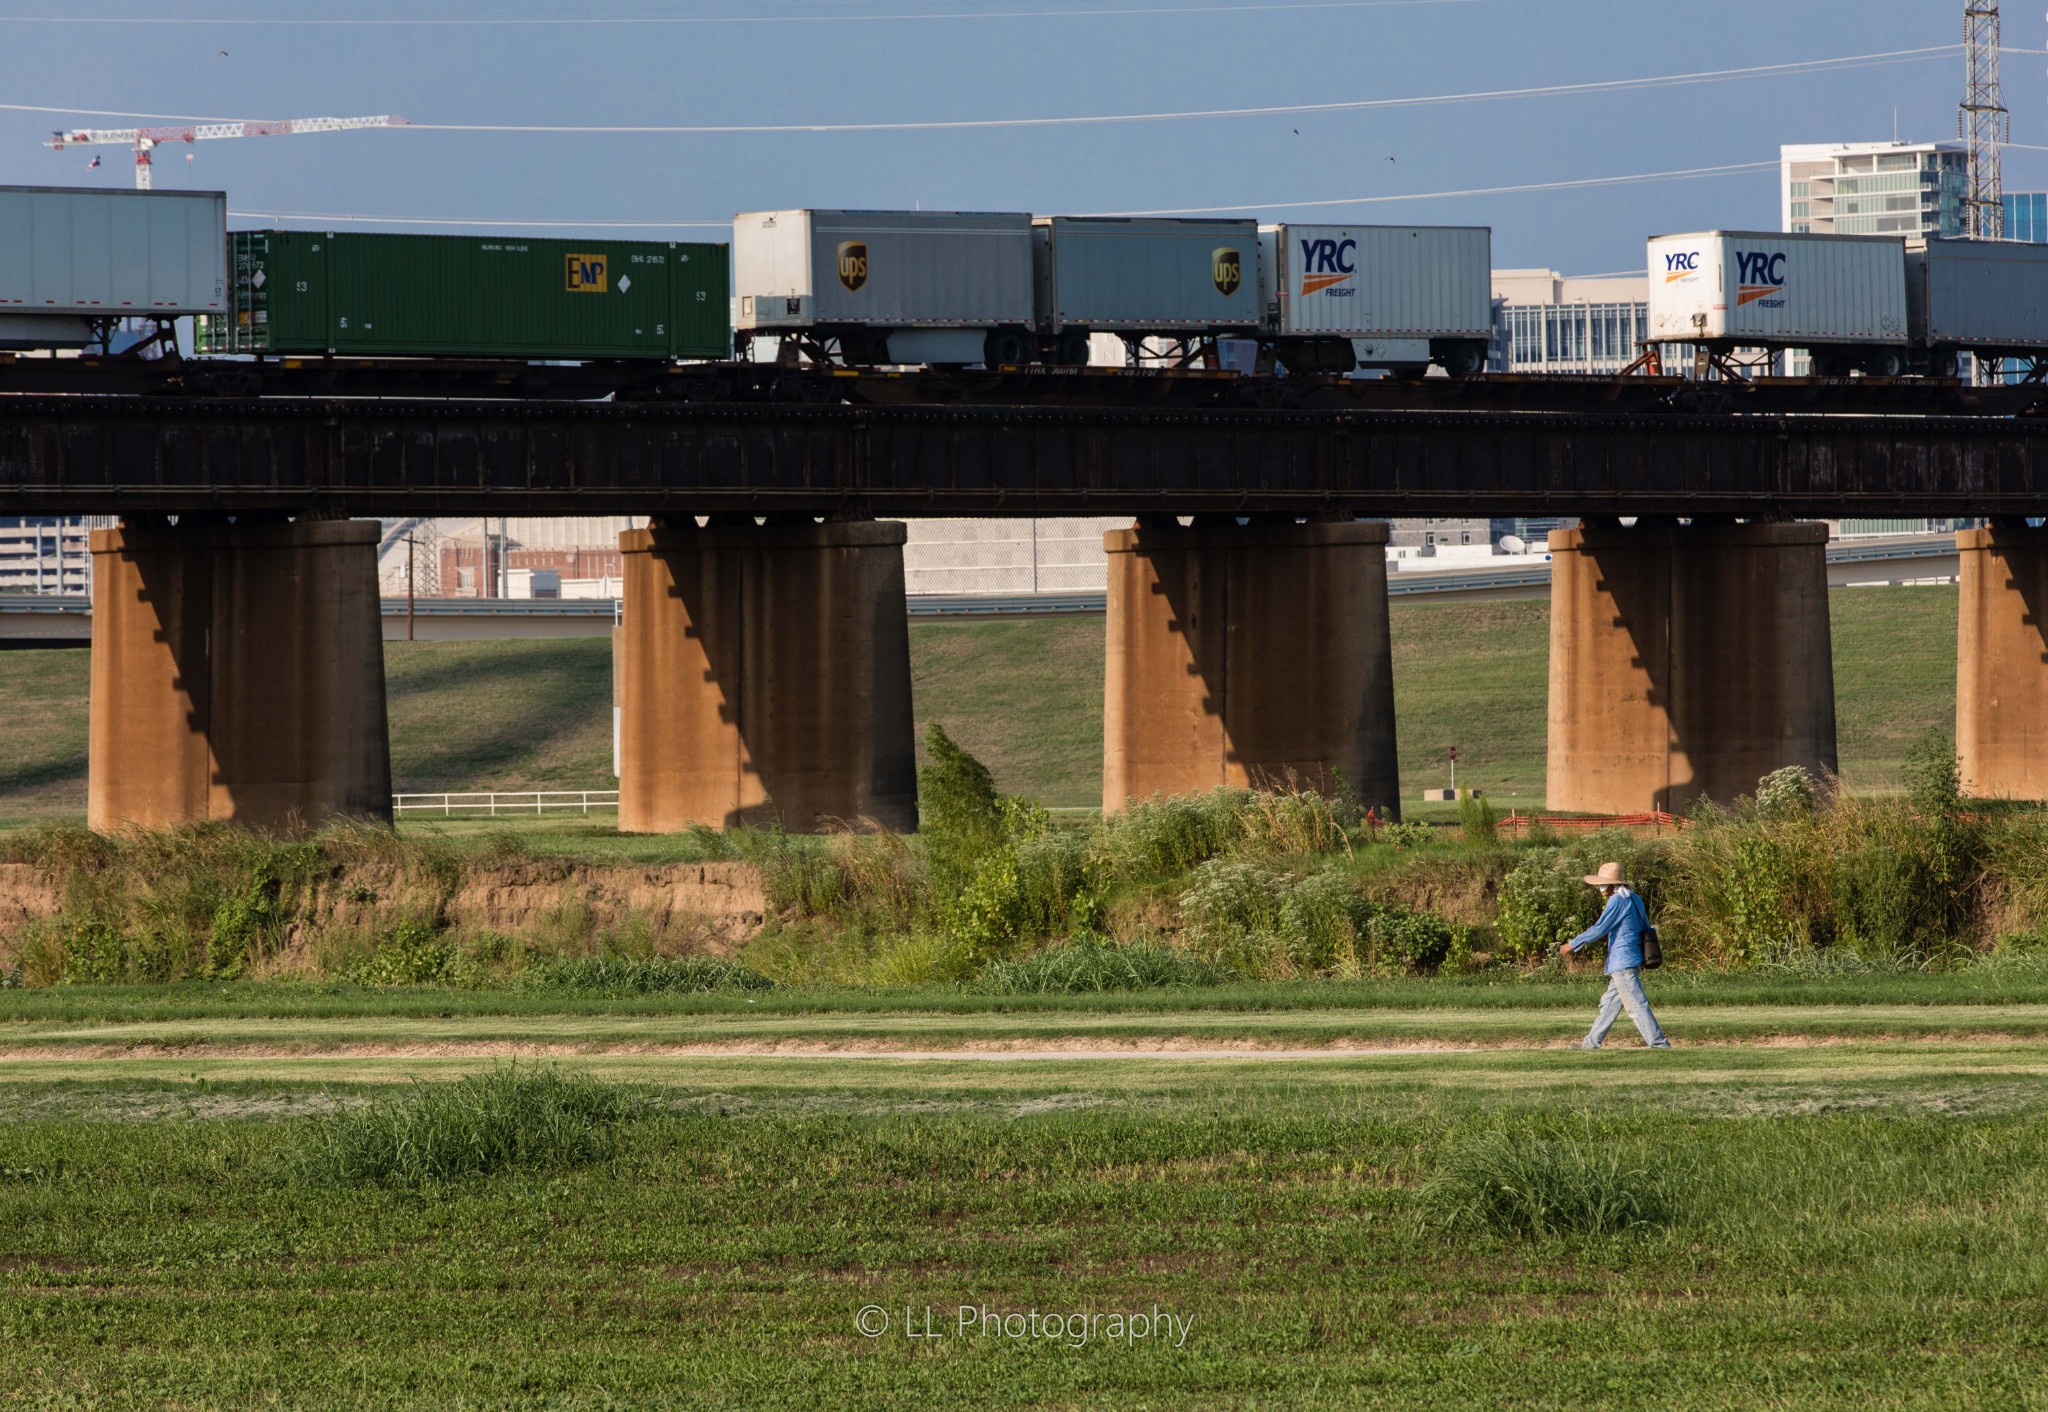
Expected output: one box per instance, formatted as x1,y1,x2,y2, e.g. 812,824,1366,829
732,209,1036,366
1258,224,1493,376
1647,229,1908,376
1908,237,2048,376
0,185,225,350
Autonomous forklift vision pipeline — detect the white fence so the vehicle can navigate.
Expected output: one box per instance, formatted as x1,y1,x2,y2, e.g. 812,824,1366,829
393,790,620,817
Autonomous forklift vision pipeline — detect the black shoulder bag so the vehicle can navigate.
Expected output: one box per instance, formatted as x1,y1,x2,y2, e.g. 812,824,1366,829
1635,890,1663,970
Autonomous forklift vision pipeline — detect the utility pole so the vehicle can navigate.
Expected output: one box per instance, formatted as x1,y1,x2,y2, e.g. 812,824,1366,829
1961,2,2009,239
401,533,419,641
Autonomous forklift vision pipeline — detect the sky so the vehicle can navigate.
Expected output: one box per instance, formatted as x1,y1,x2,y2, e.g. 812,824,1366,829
1,0,2044,275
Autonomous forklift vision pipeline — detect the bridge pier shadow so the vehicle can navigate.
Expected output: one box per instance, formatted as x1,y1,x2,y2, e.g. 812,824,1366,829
615,519,917,834
1546,518,1836,814
1102,517,1400,818
88,518,392,832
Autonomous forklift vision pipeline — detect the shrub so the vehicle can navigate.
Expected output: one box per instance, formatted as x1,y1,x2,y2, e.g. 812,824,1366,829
919,723,1007,895
1495,858,1595,961
1458,794,1498,846
346,921,455,986
293,1065,639,1186
1362,906,1466,976
1753,766,1818,819
61,921,128,985
1421,1129,1667,1240
520,954,773,994
1177,859,1285,975
946,849,1030,956
1093,790,1248,883
1276,870,1373,973
977,938,1223,993
1236,787,1353,859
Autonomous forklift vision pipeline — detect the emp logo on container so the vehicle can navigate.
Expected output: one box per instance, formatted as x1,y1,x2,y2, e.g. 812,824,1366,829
1299,237,1357,296
837,242,869,292
1735,250,1788,308
1663,251,1701,284
565,255,608,293
1211,248,1242,297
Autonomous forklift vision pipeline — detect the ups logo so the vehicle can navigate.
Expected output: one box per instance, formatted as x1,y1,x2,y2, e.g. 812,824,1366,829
1211,247,1242,297
837,241,868,292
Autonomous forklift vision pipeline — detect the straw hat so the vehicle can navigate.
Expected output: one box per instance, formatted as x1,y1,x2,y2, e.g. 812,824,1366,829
1582,861,1628,888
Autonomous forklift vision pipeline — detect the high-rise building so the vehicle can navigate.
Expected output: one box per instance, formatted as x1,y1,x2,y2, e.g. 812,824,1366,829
1781,140,1970,237
2002,193,2048,243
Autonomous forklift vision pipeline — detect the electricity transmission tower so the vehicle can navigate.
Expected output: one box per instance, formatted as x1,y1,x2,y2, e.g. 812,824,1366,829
1961,1,2009,238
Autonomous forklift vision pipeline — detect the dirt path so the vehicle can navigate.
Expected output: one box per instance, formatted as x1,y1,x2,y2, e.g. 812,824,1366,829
0,1033,2024,1062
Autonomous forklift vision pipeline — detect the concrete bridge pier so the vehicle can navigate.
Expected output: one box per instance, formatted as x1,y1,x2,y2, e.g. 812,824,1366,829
1102,518,1400,815
1546,519,1837,814
88,518,392,832
1957,525,2048,799
616,519,918,833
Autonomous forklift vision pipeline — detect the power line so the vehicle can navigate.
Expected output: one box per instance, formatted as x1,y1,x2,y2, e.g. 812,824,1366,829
1,46,1954,137
231,160,1781,231
1090,161,1779,216
0,0,1510,24
404,47,1961,134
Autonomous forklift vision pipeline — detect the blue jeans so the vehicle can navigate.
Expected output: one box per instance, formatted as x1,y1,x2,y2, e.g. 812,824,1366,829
1582,966,1671,1049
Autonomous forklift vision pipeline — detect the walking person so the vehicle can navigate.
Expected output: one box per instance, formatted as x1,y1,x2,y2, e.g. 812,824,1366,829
1559,862,1672,1049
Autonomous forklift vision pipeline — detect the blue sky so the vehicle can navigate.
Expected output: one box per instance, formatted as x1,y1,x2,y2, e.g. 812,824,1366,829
1,0,2041,274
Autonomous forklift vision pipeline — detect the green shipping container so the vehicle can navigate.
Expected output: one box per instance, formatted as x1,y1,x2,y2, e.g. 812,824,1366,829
198,230,729,360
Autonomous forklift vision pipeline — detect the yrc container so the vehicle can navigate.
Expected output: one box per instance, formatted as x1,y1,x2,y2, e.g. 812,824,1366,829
1647,230,1907,350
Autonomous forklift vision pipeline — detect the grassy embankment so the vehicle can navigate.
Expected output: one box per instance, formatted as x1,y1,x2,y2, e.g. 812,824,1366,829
1,1042,2045,1407
0,586,1959,826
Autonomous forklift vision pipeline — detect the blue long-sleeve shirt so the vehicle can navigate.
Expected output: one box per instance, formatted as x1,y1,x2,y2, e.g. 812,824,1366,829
1567,888,1647,974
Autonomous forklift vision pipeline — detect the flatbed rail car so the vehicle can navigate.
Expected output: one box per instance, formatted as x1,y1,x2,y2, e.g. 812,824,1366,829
197,230,730,362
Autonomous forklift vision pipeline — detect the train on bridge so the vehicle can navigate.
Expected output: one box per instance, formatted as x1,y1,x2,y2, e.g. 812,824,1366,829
7,184,2048,388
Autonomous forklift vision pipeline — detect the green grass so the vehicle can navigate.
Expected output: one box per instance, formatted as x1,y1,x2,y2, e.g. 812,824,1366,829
2,1036,2046,1407
0,586,1966,826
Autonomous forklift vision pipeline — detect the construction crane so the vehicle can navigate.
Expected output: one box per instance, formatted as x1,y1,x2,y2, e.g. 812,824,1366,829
48,115,408,190
1960,2,2008,239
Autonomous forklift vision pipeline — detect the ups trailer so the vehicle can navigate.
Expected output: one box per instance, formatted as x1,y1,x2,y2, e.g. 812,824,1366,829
0,185,225,350
1647,230,1908,376
1257,224,1493,376
1907,237,2048,377
196,230,730,361
733,209,1037,366
1031,216,1260,364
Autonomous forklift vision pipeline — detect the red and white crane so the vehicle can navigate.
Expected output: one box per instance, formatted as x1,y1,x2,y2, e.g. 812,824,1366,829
49,115,408,189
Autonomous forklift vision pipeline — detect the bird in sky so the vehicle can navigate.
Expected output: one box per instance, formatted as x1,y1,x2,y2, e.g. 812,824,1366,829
217,49,229,57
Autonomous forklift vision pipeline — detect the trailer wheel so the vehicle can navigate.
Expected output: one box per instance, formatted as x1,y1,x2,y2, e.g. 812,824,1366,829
1054,330,1092,367
984,328,1031,368
1863,348,1905,379
1928,347,1961,380
1438,341,1486,379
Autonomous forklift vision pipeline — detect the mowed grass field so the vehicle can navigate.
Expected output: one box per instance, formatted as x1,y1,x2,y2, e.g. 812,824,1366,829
3,984,2047,1408
0,585,1959,823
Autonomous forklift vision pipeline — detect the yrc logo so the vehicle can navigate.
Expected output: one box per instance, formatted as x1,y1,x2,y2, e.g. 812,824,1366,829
1663,251,1700,284
1735,250,1788,308
1211,247,1242,297
837,241,868,293
1299,237,1357,297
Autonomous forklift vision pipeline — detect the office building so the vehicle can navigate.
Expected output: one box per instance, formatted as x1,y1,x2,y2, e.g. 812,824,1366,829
2003,193,2048,243
1488,269,1651,376
1781,140,1969,237
0,517,96,594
